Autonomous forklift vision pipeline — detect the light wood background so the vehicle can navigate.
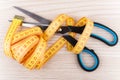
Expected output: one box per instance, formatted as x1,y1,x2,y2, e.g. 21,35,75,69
0,0,120,80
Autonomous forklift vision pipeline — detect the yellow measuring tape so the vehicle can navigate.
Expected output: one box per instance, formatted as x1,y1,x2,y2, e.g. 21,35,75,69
4,15,24,58
4,14,94,69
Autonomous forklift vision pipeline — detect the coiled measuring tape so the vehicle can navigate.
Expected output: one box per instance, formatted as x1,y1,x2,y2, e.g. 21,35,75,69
36,16,94,69
4,14,94,69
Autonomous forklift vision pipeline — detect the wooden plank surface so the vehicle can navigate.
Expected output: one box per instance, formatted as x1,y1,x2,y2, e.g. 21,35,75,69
0,0,120,80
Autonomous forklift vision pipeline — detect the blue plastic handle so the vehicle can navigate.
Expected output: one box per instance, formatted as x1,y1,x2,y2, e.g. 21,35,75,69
91,22,118,46
77,47,99,72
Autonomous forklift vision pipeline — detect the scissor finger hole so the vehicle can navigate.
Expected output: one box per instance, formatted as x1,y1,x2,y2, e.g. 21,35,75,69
91,22,118,46
80,52,95,68
77,49,99,72
92,25,112,42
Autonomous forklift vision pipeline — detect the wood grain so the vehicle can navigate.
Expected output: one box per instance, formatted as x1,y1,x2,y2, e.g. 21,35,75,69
0,0,120,80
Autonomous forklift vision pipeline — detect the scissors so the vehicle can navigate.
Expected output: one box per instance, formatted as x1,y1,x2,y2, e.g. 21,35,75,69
11,6,118,72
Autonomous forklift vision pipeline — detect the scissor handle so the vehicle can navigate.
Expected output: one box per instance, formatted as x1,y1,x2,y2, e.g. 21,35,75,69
91,22,118,46
77,47,99,72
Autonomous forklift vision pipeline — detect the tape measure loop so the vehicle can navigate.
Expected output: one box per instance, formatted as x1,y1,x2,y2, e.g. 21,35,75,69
72,18,94,54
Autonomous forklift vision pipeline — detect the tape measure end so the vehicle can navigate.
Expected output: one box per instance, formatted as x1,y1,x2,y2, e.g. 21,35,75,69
14,15,25,20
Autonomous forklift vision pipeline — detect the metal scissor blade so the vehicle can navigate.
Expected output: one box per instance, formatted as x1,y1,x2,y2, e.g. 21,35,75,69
9,20,49,26
21,23,48,31
14,6,51,24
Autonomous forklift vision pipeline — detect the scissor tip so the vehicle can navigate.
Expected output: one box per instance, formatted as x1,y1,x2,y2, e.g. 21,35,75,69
8,20,12,22
13,6,18,9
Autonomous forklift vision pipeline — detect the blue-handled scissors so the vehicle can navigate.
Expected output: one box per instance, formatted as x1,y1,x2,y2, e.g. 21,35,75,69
12,6,118,72
63,21,118,71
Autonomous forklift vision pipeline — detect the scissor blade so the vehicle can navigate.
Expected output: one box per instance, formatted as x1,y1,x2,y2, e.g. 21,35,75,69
9,20,49,26
14,6,51,24
21,23,48,30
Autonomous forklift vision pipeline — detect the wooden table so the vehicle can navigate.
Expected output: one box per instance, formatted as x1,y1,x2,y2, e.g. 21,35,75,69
0,0,120,80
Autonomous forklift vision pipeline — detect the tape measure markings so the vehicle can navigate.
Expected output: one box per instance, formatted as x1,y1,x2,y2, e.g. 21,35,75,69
11,35,39,62
36,37,66,69
12,27,42,44
23,37,47,69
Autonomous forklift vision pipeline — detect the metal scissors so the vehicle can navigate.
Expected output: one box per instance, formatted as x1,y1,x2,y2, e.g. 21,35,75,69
12,6,118,72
